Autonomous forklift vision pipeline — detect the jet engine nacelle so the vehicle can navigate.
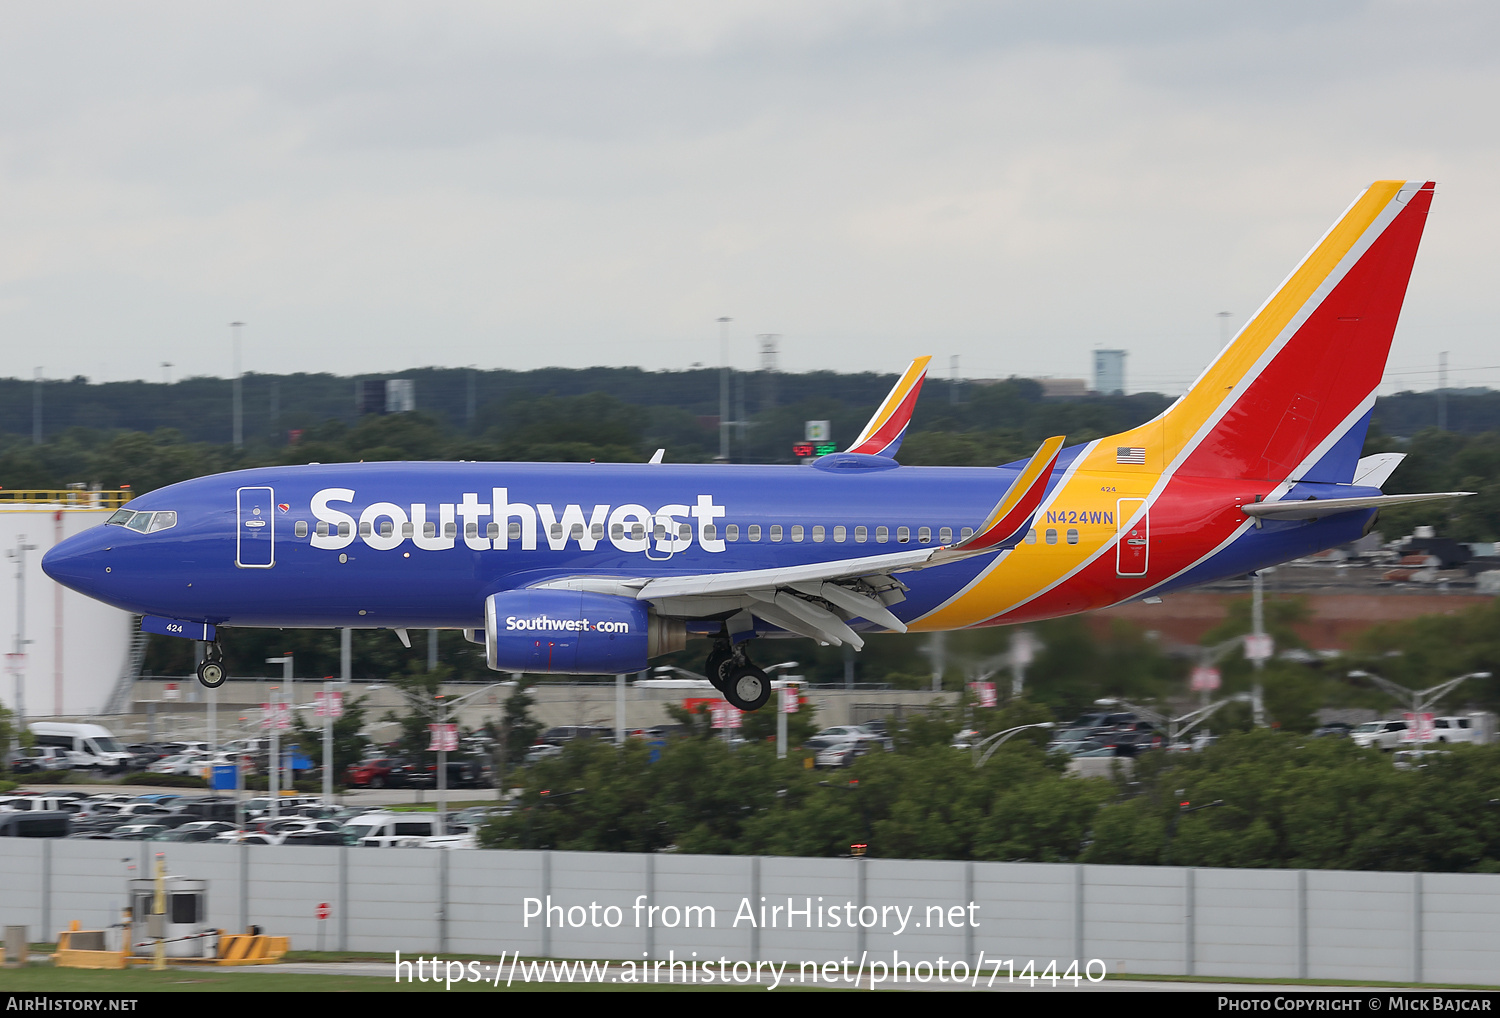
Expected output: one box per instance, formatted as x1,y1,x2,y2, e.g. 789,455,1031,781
484,590,684,674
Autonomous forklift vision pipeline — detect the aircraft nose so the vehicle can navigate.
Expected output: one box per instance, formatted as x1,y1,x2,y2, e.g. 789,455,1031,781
41,529,111,597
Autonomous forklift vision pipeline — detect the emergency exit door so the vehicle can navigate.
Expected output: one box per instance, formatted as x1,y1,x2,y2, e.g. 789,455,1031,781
237,486,275,568
1116,498,1148,577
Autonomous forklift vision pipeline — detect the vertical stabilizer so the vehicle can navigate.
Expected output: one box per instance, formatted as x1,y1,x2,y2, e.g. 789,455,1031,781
1136,180,1436,483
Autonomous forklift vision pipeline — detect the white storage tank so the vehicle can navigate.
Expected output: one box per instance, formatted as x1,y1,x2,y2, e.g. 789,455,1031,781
0,492,136,717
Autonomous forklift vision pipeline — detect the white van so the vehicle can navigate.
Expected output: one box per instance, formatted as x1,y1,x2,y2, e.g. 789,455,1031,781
28,722,133,772
339,811,453,848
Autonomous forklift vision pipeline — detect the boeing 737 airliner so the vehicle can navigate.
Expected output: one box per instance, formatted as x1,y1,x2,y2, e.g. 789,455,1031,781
42,180,1468,711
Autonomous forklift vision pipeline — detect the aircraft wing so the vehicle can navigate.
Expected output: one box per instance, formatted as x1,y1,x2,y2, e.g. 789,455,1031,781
533,436,1065,648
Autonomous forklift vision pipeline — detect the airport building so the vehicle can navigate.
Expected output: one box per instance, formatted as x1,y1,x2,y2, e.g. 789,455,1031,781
1092,348,1126,395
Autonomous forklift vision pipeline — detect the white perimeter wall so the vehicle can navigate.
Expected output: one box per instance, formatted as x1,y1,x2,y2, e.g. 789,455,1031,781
2,841,1498,986
0,508,133,717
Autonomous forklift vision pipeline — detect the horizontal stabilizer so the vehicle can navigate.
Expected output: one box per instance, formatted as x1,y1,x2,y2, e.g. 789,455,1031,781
1241,491,1472,520
846,356,931,457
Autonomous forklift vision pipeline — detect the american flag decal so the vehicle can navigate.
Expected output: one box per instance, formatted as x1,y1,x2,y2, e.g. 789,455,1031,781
1116,447,1146,465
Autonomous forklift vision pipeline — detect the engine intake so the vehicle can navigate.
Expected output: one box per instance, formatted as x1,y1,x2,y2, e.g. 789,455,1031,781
484,590,683,674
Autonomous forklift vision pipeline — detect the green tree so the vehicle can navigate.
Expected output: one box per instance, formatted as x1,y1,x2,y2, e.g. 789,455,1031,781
289,694,370,783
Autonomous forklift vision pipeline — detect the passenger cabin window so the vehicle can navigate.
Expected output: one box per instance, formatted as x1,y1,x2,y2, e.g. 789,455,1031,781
359,522,372,537
678,523,691,541
611,523,624,540
591,522,605,540
876,526,889,544
855,526,868,543
294,521,309,538
770,525,783,542
897,526,910,543
1045,529,1058,545
726,524,739,541
339,522,352,538
509,523,521,540
316,522,330,537
918,527,931,543
423,522,436,538
703,524,717,541
1067,528,1079,545
790,525,804,542
1025,529,1036,544
486,523,499,538
466,522,478,538
833,526,846,543
812,525,825,543
961,528,975,540
748,525,761,542
939,527,952,543
444,523,457,538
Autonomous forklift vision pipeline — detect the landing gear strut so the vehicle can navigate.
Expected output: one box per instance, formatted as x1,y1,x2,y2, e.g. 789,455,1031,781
196,642,226,689
704,638,770,712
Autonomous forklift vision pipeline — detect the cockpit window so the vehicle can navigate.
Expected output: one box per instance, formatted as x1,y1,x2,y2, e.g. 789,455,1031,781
107,509,177,533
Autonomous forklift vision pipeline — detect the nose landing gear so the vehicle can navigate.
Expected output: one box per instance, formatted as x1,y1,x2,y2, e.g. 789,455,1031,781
196,642,226,689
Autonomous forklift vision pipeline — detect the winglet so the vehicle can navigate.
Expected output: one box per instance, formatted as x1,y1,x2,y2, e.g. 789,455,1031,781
950,435,1065,553
846,356,932,457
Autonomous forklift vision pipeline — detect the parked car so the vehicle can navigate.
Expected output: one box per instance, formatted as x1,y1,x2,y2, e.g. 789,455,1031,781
1351,720,1411,750
1429,717,1481,744
347,757,428,789
6,746,73,773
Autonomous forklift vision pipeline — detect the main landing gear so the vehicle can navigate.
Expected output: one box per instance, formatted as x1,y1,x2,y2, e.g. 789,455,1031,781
704,639,771,713
196,642,226,689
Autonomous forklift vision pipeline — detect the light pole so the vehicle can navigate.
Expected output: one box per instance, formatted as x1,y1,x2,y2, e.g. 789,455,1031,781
761,661,800,758
1095,694,1251,748
8,535,37,726
1346,669,1491,716
972,722,1054,768
391,682,509,828
717,317,732,462
230,322,244,449
266,655,293,815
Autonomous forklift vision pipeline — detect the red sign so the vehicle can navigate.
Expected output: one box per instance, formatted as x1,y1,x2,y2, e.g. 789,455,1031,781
316,902,330,920
1190,666,1221,692
710,702,743,730
779,683,801,714
260,703,291,730
315,691,344,718
792,443,815,458
967,681,997,707
428,723,459,752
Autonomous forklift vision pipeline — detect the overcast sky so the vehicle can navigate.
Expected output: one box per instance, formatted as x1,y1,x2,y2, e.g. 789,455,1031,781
0,1,1495,395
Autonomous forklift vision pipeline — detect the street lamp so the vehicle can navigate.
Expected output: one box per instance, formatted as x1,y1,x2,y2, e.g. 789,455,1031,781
1346,669,1491,717
972,722,1054,768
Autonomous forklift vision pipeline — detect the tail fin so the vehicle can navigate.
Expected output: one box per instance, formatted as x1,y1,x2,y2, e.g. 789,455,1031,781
847,356,931,457
1133,180,1436,483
